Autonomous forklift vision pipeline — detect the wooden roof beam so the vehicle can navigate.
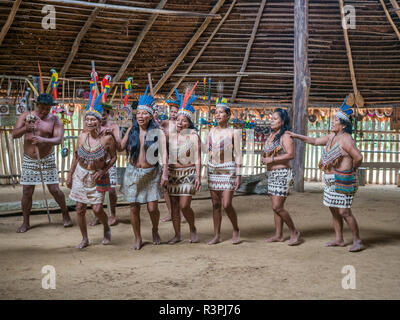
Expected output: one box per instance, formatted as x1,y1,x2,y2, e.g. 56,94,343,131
42,0,221,18
166,0,236,98
60,0,106,77
389,0,400,19
113,0,168,84
380,0,400,41
230,0,267,102
0,0,22,46
153,0,226,95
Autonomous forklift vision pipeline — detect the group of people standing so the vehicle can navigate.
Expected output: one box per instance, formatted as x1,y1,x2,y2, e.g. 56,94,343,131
12,84,364,253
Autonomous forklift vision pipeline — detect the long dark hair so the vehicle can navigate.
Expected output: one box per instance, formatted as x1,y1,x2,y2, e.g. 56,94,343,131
339,116,353,134
127,117,160,164
273,108,291,142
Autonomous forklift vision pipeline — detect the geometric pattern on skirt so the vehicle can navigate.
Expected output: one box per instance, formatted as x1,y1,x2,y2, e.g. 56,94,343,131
20,152,59,185
69,163,105,205
323,173,354,208
108,162,117,186
267,168,293,197
167,166,196,196
207,161,237,191
120,163,162,204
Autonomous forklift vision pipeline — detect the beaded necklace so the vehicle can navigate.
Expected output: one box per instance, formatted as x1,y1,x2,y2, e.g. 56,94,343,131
77,133,106,165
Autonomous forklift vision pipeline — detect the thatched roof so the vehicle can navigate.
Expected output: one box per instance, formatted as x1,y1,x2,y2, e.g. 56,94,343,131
1,0,400,106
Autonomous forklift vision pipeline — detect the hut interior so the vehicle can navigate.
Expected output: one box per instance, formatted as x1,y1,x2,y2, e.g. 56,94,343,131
1,0,400,190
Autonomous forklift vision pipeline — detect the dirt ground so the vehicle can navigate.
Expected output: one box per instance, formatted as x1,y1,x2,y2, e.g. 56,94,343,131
0,183,399,300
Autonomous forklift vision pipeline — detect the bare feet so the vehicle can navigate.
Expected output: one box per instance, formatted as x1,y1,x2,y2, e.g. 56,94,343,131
189,228,199,243
161,215,172,222
152,229,161,245
265,235,285,243
77,238,89,249
326,239,345,247
349,240,363,252
102,230,111,245
89,217,100,226
232,230,241,245
63,218,73,228
132,238,143,250
208,234,221,245
168,235,181,245
108,216,118,226
288,231,302,246
16,223,30,233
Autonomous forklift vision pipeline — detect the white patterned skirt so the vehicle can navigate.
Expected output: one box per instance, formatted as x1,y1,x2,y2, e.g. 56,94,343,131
167,166,196,196
208,161,237,191
121,163,162,204
267,168,293,197
323,174,354,208
108,162,117,186
69,163,105,205
20,152,59,185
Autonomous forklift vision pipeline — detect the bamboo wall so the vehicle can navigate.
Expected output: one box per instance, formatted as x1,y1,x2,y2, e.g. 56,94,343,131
0,109,399,186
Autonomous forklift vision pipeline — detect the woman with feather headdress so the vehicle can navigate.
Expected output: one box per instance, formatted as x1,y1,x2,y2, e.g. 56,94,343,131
167,83,202,244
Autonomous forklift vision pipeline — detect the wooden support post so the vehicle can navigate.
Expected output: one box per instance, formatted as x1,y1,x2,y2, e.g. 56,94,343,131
167,0,236,98
0,0,22,46
113,0,168,84
291,0,310,192
231,0,267,102
60,0,107,77
153,0,226,95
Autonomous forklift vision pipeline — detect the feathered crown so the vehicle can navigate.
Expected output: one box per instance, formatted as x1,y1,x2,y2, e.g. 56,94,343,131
216,97,228,108
177,82,198,122
86,77,103,120
336,96,353,123
86,91,104,120
166,89,180,108
137,85,155,115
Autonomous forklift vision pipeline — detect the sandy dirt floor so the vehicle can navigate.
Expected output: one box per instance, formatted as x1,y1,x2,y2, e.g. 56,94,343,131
0,183,399,300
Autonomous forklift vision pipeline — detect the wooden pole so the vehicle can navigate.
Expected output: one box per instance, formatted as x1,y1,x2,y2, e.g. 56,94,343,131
41,0,221,18
60,0,107,77
153,0,226,95
167,0,237,98
339,0,361,99
0,0,22,46
380,0,400,41
389,0,400,19
291,0,310,192
231,0,267,102
113,0,168,84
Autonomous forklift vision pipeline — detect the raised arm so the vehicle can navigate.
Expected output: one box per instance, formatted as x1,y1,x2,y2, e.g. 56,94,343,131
288,131,331,146
119,126,132,151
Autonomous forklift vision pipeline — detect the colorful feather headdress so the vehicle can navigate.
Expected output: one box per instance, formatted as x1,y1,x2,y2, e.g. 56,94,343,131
137,85,155,115
177,82,199,122
166,89,180,108
86,75,103,120
216,97,228,108
336,96,353,123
